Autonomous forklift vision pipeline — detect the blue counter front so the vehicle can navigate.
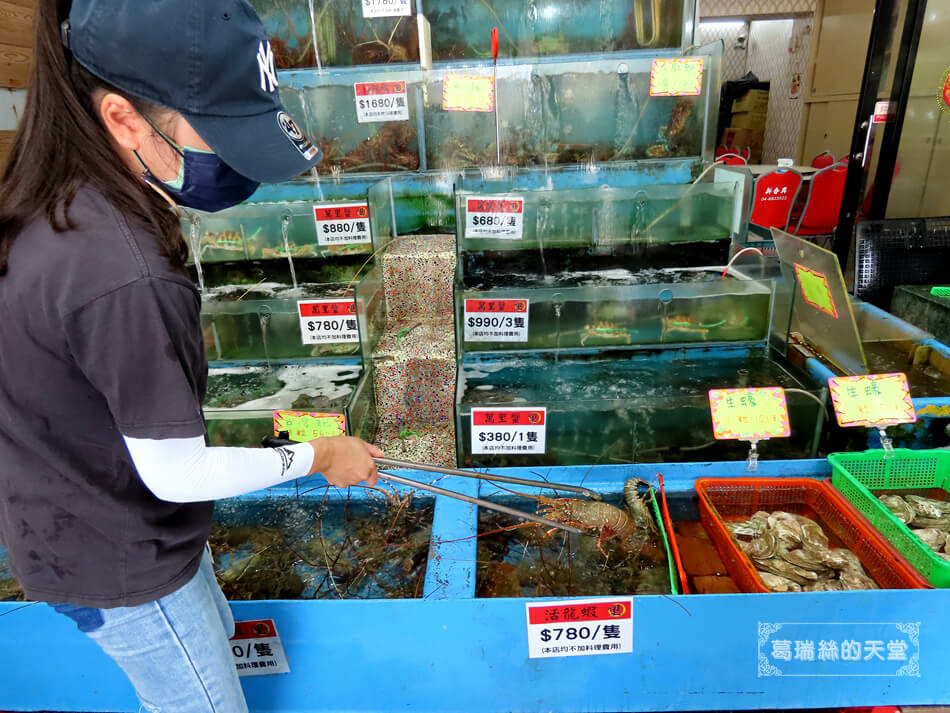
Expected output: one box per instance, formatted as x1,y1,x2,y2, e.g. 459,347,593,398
1,459,947,712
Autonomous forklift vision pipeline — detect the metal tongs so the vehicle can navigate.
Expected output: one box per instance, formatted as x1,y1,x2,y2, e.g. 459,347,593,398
262,433,600,535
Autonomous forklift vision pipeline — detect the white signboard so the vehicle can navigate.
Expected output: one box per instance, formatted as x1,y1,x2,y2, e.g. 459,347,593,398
526,598,633,659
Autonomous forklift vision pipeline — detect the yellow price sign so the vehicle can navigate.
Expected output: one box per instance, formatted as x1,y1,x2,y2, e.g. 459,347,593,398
794,263,838,318
274,410,346,441
649,58,704,97
827,373,916,428
709,387,791,441
442,73,495,112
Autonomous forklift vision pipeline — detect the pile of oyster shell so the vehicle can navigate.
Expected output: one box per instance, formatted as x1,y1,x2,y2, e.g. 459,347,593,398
727,510,878,592
878,493,950,560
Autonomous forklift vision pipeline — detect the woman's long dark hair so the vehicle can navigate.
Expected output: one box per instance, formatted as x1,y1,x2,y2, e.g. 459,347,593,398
0,0,187,275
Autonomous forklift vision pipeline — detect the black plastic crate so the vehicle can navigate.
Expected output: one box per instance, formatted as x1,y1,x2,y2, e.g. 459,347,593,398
854,218,950,307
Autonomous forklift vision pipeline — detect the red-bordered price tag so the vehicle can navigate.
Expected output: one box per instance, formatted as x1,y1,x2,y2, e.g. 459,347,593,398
827,373,916,428
230,619,290,676
471,407,545,454
297,299,359,344
354,81,409,123
314,202,371,246
526,598,633,659
465,195,524,239
463,298,529,342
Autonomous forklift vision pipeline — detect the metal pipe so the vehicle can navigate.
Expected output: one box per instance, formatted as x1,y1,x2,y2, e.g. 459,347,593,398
377,470,586,536
373,457,601,500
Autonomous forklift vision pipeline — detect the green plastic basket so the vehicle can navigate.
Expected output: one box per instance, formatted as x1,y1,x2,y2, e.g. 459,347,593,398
829,449,950,587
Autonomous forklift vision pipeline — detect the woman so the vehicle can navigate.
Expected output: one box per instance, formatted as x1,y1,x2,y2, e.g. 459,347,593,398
0,1,382,711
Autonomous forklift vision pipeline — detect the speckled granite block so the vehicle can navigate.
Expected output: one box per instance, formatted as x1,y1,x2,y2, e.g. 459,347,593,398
373,319,456,425
382,234,456,324
373,421,457,468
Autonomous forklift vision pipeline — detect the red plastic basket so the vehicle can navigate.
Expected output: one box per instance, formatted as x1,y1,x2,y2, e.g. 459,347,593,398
695,477,929,593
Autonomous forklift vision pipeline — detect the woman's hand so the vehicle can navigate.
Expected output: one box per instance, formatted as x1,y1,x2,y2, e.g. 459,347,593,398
307,436,383,487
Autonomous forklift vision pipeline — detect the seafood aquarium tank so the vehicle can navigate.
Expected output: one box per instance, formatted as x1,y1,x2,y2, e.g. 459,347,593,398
4,1,950,713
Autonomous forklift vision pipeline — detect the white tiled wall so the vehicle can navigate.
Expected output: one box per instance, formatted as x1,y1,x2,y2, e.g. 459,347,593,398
698,14,813,162
698,20,749,82
700,0,816,17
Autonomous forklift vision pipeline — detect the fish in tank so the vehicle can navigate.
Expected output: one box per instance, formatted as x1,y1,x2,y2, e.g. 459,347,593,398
456,347,827,467
209,490,433,599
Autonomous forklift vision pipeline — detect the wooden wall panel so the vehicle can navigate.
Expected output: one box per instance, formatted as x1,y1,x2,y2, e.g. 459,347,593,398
0,43,30,88
0,1,34,48
0,129,15,171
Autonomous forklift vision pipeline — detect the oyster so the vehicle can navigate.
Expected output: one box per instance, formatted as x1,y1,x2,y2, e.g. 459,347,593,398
728,511,770,537
803,580,844,592
759,571,802,592
753,557,820,586
879,494,914,524
745,531,779,559
910,515,950,531
907,494,950,518
799,520,830,550
839,568,878,590
912,527,945,552
781,547,832,574
767,512,803,549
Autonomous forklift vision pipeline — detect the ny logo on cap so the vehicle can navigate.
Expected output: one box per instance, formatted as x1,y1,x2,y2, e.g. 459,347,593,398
257,41,278,93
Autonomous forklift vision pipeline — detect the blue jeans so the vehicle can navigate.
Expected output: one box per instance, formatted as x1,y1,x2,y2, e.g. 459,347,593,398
50,548,249,713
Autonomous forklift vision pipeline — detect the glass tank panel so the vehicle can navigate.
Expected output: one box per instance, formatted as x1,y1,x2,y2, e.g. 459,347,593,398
283,67,423,173
204,363,362,447
345,363,379,442
210,489,433,599
202,265,385,365
424,49,719,170
251,0,420,68
183,176,398,265
456,347,826,467
457,273,774,353
368,173,460,237
773,230,867,376
456,181,741,285
425,0,692,60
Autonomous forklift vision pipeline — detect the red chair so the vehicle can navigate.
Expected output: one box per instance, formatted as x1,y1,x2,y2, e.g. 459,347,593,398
750,168,803,231
811,150,835,169
740,146,751,161
718,153,747,166
789,162,847,242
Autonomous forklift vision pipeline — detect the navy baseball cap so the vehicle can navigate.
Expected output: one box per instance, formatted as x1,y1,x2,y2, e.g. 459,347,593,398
62,0,321,183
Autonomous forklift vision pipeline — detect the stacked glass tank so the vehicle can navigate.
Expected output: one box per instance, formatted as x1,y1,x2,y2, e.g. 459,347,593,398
280,67,424,174
423,47,719,170
455,164,752,355
454,165,828,466
192,182,388,445
251,0,693,68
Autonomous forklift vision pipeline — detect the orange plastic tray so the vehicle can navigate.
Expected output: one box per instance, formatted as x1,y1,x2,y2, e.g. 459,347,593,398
695,477,929,593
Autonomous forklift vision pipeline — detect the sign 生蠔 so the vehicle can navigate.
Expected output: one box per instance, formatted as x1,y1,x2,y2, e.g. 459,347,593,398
827,373,916,428
709,387,791,441
273,411,346,441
